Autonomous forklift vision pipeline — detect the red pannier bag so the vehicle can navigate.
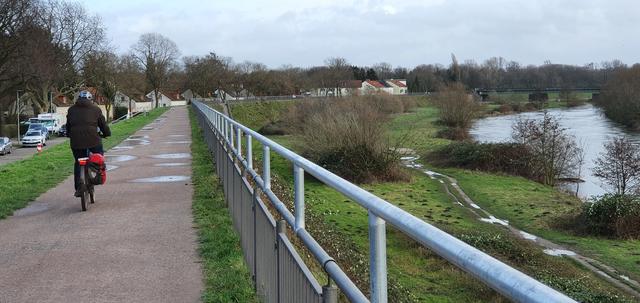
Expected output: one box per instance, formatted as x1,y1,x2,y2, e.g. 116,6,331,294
88,153,107,185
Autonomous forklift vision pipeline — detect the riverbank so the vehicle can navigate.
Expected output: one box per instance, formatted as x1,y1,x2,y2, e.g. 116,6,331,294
390,104,640,294
229,100,636,302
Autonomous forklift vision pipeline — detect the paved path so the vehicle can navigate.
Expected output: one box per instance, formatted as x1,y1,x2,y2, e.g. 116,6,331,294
0,106,203,303
0,136,67,166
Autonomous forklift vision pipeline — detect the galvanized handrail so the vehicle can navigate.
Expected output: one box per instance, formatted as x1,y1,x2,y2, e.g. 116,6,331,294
193,100,577,303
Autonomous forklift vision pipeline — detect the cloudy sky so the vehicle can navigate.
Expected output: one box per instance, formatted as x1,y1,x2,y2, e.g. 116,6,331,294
82,0,639,68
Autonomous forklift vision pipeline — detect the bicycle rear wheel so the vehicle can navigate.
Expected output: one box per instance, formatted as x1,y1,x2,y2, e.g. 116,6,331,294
89,186,95,204
80,187,88,211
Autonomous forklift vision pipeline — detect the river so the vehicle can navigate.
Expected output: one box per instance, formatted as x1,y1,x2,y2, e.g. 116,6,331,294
469,103,640,199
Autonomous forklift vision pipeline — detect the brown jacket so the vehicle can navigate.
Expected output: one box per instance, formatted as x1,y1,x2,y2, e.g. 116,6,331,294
66,100,111,149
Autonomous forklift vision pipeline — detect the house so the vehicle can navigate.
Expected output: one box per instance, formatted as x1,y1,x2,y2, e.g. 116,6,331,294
54,88,113,119
310,80,362,97
145,90,186,107
384,79,408,95
360,80,393,95
181,89,202,103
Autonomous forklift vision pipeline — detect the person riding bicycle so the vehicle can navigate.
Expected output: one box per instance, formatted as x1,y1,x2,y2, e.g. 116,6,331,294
66,90,111,197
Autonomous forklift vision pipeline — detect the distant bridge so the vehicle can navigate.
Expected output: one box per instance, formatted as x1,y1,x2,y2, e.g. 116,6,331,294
474,87,601,94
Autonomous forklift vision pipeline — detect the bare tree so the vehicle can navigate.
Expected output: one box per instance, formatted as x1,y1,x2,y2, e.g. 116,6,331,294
83,51,118,121
512,112,583,186
0,0,34,136
593,137,640,195
27,0,107,108
324,57,352,97
131,33,180,108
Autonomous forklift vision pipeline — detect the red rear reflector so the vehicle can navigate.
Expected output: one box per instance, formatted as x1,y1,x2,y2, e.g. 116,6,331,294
78,157,89,166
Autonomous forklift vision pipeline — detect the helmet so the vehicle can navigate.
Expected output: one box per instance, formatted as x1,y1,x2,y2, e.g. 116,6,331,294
78,90,93,101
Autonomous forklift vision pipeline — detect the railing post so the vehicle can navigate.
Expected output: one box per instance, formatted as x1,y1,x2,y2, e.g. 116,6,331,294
246,135,253,169
263,145,271,189
322,284,338,303
294,164,305,232
276,219,286,303
236,127,242,157
368,211,387,303
230,124,235,149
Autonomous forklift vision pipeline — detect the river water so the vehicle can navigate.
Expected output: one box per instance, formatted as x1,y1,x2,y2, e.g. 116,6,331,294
469,103,640,199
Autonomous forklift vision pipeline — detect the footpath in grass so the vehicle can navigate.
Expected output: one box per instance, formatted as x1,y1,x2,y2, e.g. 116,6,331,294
189,108,256,303
390,102,640,288
0,108,167,219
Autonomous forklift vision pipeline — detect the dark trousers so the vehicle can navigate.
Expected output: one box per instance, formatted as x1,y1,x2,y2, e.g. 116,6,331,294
72,145,104,190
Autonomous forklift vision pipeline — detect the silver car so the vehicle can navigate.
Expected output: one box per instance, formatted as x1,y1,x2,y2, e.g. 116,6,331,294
0,137,12,155
21,130,47,147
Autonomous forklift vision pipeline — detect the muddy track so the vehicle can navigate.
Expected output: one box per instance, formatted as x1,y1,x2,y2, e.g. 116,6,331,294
401,154,640,299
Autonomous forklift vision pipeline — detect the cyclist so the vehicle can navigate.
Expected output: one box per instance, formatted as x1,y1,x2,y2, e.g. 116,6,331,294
66,90,111,197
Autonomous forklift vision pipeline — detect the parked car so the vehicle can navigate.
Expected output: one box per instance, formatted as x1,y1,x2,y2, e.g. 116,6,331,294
57,124,67,137
27,123,49,139
0,137,12,155
21,130,47,147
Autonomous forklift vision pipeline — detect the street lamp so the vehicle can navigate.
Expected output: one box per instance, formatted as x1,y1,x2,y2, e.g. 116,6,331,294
16,90,22,142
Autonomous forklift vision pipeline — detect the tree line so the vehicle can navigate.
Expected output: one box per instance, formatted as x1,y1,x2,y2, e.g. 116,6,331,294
2,0,638,137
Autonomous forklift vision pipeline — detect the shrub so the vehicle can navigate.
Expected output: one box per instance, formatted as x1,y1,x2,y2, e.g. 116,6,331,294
435,127,470,141
433,83,482,129
497,104,513,113
566,99,585,107
291,97,408,183
595,66,640,128
580,194,640,239
428,142,534,178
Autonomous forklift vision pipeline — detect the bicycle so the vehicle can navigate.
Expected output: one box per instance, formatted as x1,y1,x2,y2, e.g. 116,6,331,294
76,156,96,211
77,151,107,211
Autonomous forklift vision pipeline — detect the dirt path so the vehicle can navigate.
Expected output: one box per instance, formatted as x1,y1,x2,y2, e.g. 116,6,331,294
401,154,640,299
0,106,203,303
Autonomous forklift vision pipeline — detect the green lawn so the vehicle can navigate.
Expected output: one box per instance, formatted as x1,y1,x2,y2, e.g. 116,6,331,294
0,108,168,219
392,101,640,285
229,100,634,302
189,108,257,302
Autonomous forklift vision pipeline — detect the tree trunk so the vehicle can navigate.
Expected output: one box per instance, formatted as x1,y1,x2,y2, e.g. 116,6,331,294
154,89,160,108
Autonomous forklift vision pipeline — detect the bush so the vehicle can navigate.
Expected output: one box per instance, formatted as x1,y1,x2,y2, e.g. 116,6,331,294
428,142,534,178
435,127,470,141
566,99,586,107
289,97,408,183
433,83,482,129
258,121,288,135
595,66,640,127
579,194,640,239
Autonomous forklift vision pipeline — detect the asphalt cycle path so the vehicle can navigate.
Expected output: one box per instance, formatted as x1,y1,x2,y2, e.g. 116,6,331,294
0,106,203,303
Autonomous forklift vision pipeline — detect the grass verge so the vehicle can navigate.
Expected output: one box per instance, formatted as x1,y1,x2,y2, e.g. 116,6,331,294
0,108,168,219
232,99,635,302
189,108,256,302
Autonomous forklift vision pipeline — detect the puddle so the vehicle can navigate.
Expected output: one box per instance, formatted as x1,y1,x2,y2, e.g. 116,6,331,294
168,134,186,137
131,175,190,183
106,165,119,171
141,127,154,131
13,202,50,217
543,249,576,256
119,139,151,146
519,231,538,241
151,153,191,159
479,216,509,226
128,135,149,139
154,162,189,167
164,141,191,144
620,275,631,282
469,203,482,209
111,146,134,151
105,155,137,163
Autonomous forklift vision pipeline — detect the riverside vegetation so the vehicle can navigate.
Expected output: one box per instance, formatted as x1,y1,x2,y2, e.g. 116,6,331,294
228,96,637,302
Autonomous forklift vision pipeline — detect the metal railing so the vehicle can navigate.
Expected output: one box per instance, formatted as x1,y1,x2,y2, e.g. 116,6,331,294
192,100,578,303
